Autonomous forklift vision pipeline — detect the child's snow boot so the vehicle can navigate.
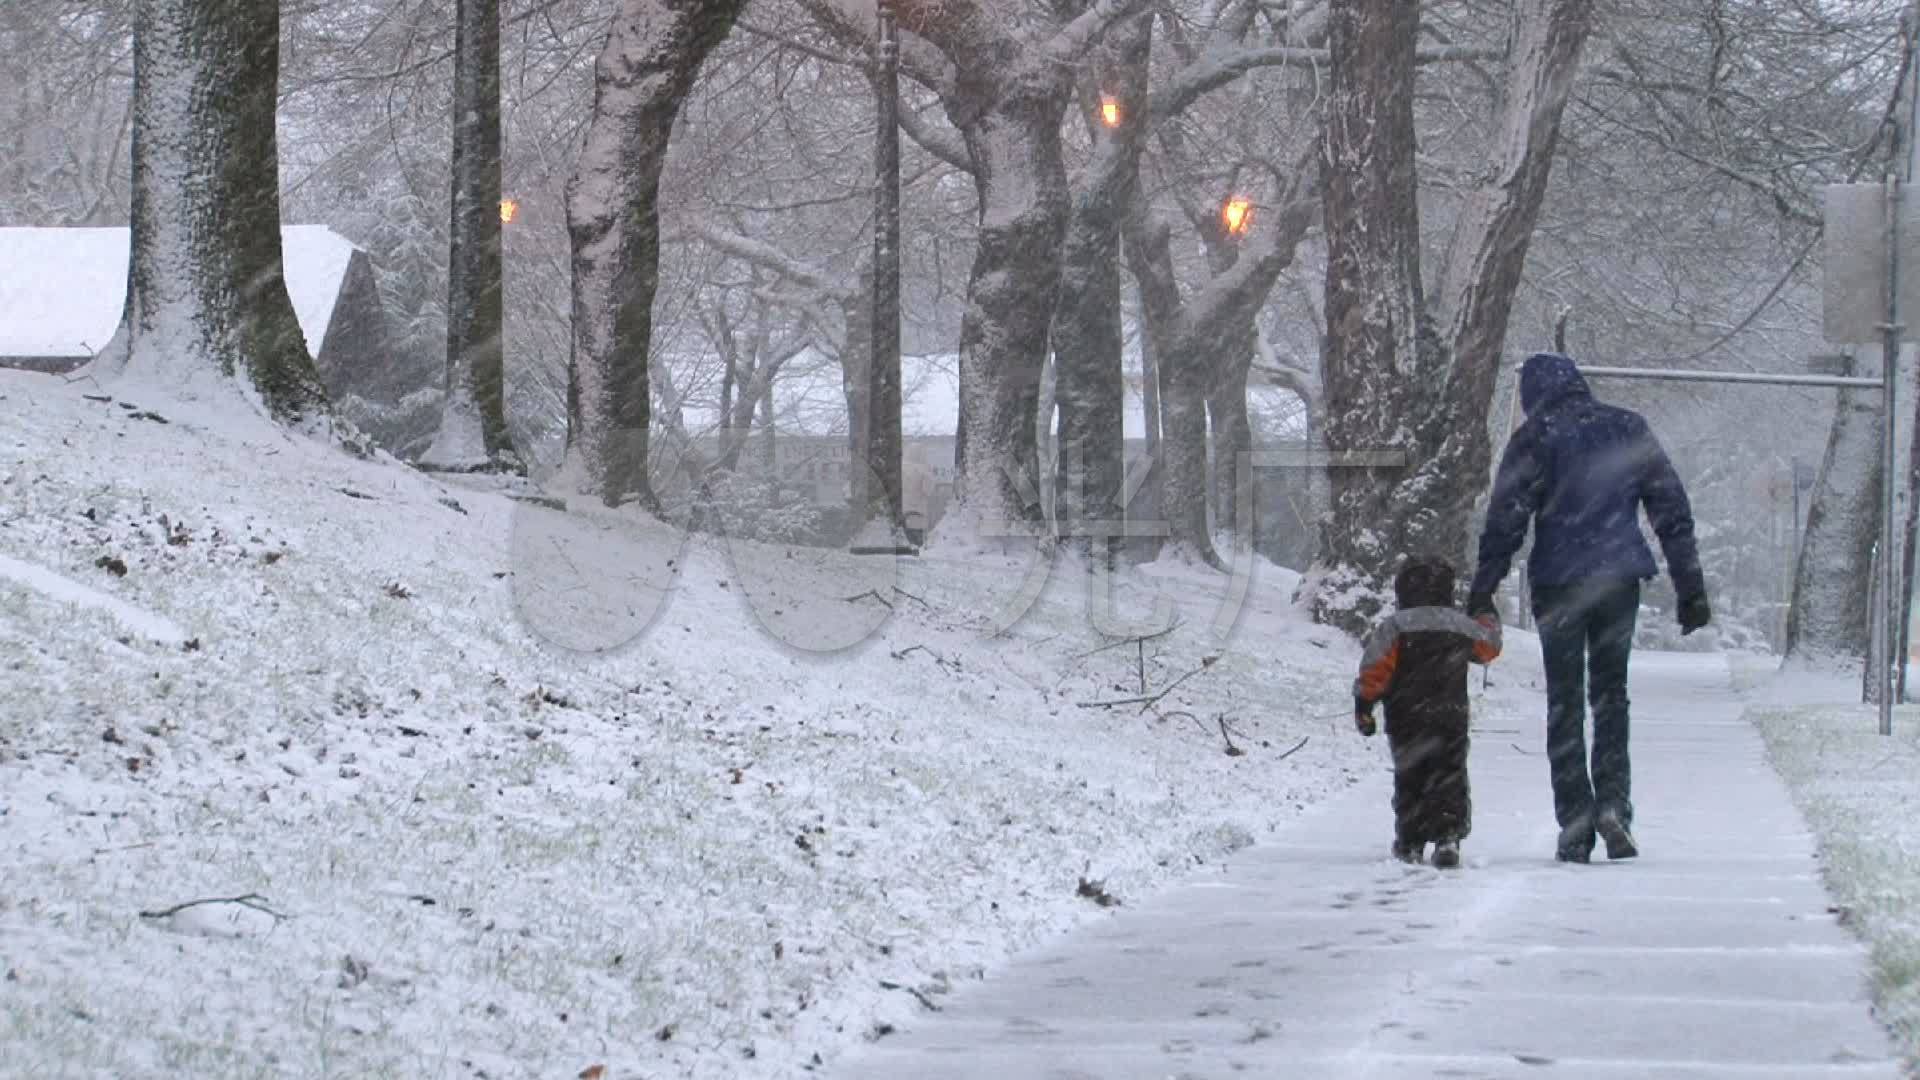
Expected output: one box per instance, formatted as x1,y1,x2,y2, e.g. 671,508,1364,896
1392,839,1424,865
1431,839,1461,869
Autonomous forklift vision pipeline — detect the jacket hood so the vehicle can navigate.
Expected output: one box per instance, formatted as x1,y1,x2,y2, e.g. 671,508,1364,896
1394,555,1457,609
1519,351,1590,414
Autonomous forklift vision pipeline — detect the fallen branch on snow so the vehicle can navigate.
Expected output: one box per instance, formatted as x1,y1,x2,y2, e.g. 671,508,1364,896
889,644,961,672
1077,655,1217,713
1070,620,1182,661
878,979,942,1011
139,893,285,922
1219,717,1247,757
1273,735,1311,762
842,586,930,611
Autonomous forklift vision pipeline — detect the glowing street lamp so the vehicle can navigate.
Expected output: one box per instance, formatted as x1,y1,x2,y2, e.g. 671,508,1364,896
1100,95,1122,129
1221,195,1253,237
499,198,520,224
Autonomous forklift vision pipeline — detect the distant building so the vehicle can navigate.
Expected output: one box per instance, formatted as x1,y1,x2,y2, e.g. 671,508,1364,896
0,225,437,457
673,354,1316,557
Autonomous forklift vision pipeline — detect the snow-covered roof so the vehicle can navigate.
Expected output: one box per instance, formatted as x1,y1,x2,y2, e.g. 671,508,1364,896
0,225,357,359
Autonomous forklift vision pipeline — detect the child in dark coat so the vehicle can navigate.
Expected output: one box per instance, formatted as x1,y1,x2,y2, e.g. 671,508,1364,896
1353,555,1503,868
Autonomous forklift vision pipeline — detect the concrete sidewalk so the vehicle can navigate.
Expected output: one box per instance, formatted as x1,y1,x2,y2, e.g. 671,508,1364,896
832,652,1902,1079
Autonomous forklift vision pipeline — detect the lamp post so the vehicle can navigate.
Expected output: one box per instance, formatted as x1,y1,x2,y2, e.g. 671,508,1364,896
857,0,908,552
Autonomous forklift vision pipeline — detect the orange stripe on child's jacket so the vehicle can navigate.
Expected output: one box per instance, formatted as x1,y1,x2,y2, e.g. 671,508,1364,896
1356,638,1401,702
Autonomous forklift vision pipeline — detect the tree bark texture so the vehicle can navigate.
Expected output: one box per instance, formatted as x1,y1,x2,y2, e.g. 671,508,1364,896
1309,0,1594,633
1785,353,1880,667
1052,14,1152,555
428,0,512,467
110,0,327,423
564,0,747,507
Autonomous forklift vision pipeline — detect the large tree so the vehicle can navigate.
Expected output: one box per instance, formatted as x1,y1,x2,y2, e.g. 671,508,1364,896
563,0,751,507
1309,0,1595,632
100,0,326,422
424,0,514,469
1050,13,1152,557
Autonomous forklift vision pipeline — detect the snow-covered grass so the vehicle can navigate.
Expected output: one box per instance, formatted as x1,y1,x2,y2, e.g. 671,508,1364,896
0,371,1372,1078
1751,693,1920,1070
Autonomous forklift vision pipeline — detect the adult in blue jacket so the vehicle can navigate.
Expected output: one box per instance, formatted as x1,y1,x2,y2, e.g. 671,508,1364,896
1467,352,1710,863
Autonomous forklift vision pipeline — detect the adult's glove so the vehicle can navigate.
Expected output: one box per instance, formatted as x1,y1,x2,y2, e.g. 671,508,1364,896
1678,593,1712,636
1467,591,1497,618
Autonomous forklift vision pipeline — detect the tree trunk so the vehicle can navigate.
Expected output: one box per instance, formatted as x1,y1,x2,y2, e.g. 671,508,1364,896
563,0,746,507
426,0,511,469
1126,166,1320,570
105,0,326,423
1036,350,1059,526
1312,0,1432,625
1785,355,1881,668
1208,332,1255,537
1130,305,1165,562
840,261,875,514
1053,15,1151,557
1428,0,1596,542
940,89,1072,540
1125,213,1220,566
1309,0,1594,633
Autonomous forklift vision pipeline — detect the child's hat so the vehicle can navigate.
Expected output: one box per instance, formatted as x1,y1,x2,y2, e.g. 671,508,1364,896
1394,555,1456,608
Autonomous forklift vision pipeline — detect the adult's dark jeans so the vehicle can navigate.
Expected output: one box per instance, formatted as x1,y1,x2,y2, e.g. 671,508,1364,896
1532,579,1640,834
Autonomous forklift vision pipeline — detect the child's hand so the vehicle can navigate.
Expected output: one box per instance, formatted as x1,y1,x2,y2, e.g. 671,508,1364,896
1354,711,1377,737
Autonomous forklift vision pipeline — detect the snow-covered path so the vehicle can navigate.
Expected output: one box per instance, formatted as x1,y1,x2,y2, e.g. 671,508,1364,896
830,651,1903,1079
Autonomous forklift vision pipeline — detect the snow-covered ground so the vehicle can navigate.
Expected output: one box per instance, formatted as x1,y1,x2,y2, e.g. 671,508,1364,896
1747,663,1920,1067
0,371,1374,1078
832,650,1904,1079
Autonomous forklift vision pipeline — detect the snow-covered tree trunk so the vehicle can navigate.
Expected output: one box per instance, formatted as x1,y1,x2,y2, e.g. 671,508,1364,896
1428,0,1596,534
1208,330,1256,537
1125,213,1217,566
425,0,512,470
1126,181,1319,569
1129,316,1165,562
941,90,1074,539
1308,0,1593,633
840,261,875,514
892,0,1145,546
1785,354,1881,667
104,0,326,423
1052,15,1150,555
1312,0,1439,625
563,0,746,507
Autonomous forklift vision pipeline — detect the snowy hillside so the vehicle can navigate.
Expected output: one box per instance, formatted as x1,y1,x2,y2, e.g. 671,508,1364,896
0,371,1376,1078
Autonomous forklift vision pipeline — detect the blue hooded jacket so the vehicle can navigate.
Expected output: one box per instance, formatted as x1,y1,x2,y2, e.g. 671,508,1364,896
1470,353,1705,601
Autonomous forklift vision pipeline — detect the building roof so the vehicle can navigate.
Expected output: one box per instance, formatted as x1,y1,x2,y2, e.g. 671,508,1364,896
0,225,357,359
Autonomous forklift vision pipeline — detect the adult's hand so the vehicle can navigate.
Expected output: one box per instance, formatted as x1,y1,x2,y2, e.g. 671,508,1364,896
1679,593,1712,635
1467,591,1497,618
